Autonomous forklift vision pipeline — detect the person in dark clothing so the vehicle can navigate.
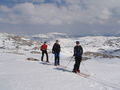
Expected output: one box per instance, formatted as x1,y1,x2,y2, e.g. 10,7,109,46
52,40,61,66
40,42,49,62
72,41,83,73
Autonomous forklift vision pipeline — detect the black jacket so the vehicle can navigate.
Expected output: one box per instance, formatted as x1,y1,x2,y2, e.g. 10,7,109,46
73,45,83,57
52,43,61,53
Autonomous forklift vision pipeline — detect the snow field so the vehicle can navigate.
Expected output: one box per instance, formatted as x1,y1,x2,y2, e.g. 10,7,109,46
0,50,120,90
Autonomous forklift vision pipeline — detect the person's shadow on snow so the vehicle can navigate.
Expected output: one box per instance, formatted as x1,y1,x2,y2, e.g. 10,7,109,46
54,67,71,73
40,62,53,66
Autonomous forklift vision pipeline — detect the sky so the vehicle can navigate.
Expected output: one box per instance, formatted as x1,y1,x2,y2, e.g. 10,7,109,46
0,0,120,36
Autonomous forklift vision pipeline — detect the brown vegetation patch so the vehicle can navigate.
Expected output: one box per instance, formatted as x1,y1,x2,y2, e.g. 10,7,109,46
84,52,120,59
26,57,39,61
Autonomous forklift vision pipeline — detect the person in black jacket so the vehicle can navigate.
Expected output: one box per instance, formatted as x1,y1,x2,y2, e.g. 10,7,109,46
52,40,61,66
72,41,83,73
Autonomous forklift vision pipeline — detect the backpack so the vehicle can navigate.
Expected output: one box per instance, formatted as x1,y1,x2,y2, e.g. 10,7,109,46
41,44,47,51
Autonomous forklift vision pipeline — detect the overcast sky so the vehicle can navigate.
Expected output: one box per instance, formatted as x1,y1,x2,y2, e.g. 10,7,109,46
0,0,120,35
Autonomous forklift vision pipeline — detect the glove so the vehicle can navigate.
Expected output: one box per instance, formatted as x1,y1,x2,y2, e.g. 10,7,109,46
40,49,43,51
52,51,54,54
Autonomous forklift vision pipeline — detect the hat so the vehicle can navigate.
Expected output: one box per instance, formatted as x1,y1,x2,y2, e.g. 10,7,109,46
56,40,59,42
76,41,80,44
44,41,47,43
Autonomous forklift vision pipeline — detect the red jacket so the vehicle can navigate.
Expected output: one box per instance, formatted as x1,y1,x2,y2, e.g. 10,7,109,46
40,44,48,51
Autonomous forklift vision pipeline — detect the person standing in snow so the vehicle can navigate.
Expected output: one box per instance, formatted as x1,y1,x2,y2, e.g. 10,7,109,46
72,41,83,73
40,42,49,62
52,40,61,66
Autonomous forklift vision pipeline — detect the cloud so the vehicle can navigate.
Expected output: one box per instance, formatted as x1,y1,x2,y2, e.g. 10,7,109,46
0,0,45,4
0,0,120,25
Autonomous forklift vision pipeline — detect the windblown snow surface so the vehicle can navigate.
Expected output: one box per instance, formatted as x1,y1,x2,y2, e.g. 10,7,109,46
0,33,120,90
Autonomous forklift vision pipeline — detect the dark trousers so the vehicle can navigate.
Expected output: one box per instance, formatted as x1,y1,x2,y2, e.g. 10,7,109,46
73,56,82,71
41,50,49,62
54,53,60,65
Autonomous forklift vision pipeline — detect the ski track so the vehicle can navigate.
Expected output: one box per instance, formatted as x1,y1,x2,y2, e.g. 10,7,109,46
55,63,120,90
0,51,120,90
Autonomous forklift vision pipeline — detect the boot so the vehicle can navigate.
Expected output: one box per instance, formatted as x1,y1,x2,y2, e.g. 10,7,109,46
77,69,80,73
46,60,49,63
72,70,77,73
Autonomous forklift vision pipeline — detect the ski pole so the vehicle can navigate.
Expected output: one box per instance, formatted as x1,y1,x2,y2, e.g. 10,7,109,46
65,56,74,67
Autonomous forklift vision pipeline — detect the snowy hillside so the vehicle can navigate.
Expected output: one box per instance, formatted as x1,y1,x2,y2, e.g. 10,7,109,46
31,33,120,58
0,33,120,90
0,32,120,58
31,32,69,42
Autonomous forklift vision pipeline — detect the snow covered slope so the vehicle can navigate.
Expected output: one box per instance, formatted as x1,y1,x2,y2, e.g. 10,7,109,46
31,33,120,57
0,32,120,57
0,32,120,90
0,50,120,90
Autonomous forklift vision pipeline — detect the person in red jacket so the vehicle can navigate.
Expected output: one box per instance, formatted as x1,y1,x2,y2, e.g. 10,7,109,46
40,42,49,62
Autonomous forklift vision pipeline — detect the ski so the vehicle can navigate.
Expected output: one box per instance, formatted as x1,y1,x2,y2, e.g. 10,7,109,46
75,72,90,78
40,61,53,65
56,65,90,78
40,60,90,78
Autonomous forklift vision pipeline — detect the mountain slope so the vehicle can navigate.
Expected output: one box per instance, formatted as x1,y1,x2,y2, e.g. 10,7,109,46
0,33,120,90
0,32,120,58
0,51,120,90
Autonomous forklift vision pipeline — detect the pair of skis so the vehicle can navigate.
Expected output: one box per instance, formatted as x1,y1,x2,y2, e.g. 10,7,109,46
40,61,120,90
26,57,90,78
41,61,90,78
75,72,90,78
44,62,90,78
56,65,90,78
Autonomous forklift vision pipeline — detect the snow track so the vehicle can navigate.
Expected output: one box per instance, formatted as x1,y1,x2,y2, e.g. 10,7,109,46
0,50,120,90
47,62,120,90
39,60,120,90
87,76,120,90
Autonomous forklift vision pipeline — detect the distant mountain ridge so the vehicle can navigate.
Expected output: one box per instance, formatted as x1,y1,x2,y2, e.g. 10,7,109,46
0,32,120,58
31,32,120,57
